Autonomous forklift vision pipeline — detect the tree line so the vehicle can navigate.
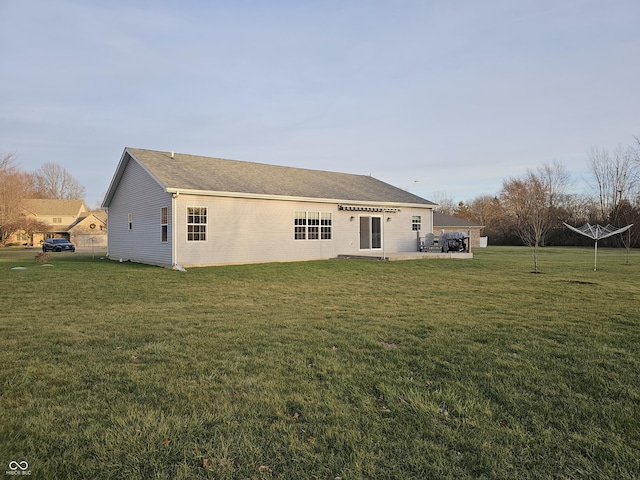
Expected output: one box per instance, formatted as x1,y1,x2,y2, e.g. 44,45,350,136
0,152,86,244
437,135,640,266
2,137,639,253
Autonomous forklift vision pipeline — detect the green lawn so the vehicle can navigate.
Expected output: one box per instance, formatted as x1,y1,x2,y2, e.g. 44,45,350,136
1,246,639,479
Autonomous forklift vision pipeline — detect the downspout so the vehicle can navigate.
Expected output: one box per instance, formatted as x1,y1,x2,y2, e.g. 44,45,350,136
382,211,386,261
104,207,109,258
171,192,185,271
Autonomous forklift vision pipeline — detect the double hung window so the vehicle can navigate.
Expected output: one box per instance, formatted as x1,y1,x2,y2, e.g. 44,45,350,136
320,212,332,239
187,207,207,241
294,211,307,240
161,207,168,242
294,211,332,240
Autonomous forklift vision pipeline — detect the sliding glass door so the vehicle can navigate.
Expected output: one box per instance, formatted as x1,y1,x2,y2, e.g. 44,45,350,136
359,216,382,249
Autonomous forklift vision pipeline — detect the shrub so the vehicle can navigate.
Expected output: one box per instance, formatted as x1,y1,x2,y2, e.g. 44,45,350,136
34,252,51,264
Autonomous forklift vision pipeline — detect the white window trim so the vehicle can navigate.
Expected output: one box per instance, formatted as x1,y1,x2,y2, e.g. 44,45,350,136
294,211,332,241
161,207,168,243
359,214,383,250
186,206,208,242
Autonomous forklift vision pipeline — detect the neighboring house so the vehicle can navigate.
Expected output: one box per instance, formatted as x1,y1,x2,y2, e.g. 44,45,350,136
101,147,438,268
433,211,483,248
68,210,108,249
9,199,107,248
21,199,87,245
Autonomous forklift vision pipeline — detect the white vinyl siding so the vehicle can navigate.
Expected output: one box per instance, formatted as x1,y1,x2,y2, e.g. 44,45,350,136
173,195,432,267
187,207,207,241
106,158,172,266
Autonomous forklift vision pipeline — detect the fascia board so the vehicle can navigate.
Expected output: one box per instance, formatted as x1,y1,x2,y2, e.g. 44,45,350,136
165,188,434,209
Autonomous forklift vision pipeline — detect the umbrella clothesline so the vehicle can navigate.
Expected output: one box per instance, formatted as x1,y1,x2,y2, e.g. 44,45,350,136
563,222,633,271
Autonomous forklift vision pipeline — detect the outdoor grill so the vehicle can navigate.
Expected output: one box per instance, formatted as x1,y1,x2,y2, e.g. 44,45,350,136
439,231,467,253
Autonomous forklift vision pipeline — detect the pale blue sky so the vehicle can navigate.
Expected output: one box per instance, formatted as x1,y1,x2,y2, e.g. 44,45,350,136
2,0,639,207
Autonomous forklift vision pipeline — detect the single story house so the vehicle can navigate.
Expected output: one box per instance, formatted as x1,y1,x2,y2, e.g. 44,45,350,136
433,211,483,248
101,148,439,268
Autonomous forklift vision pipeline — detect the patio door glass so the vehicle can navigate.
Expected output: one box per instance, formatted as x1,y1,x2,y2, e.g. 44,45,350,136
359,216,382,249
371,217,382,248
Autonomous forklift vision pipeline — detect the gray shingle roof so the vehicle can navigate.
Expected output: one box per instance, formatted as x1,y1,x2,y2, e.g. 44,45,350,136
433,211,482,228
24,199,87,216
120,148,435,206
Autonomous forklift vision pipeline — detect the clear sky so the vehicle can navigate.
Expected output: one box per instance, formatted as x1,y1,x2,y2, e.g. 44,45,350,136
2,0,639,208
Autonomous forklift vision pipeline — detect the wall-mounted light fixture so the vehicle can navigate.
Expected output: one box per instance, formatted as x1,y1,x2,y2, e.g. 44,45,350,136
350,216,355,221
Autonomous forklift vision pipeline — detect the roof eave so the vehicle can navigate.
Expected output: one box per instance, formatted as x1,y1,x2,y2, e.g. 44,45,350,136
165,187,435,208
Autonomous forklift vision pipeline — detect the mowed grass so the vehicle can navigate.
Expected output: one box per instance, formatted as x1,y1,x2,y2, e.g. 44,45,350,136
1,246,639,479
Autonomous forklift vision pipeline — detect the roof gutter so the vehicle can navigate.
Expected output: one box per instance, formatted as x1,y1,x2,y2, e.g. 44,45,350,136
164,188,435,209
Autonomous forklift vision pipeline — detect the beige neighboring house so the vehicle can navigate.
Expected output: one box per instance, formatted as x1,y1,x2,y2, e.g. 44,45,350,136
433,211,483,248
12,199,107,249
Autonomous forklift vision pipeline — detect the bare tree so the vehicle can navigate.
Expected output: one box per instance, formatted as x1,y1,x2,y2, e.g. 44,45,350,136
460,195,500,231
564,193,598,224
20,216,50,246
0,151,16,172
31,162,86,200
0,152,32,245
587,145,638,222
539,159,571,211
501,161,569,272
430,191,457,215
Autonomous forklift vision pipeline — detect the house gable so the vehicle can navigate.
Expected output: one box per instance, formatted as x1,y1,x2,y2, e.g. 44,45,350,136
68,212,108,248
104,154,173,266
69,212,107,232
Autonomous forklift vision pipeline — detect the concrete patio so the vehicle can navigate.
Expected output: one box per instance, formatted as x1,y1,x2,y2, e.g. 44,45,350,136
337,251,473,261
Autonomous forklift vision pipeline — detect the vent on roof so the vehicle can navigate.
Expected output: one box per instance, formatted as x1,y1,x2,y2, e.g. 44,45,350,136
171,151,174,159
